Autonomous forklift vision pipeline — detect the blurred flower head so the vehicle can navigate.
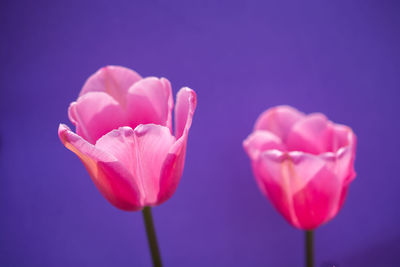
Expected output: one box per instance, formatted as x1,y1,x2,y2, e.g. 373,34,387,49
243,105,356,230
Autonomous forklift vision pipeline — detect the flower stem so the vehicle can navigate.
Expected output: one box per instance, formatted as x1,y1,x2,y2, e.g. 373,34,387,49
305,230,314,267
142,207,162,267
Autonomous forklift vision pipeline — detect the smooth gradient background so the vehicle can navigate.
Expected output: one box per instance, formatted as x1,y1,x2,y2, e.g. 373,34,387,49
1,1,399,266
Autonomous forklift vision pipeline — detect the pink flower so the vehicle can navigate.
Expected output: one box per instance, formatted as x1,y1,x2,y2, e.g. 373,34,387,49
58,66,197,211
243,106,356,230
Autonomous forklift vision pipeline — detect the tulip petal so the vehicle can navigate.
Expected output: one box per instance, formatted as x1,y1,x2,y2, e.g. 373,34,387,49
286,113,332,154
243,130,285,161
95,125,176,206
331,124,356,155
324,134,357,219
254,105,305,142
157,87,197,204
58,124,142,211
291,162,340,230
256,151,336,229
80,65,142,106
174,87,196,139
127,77,174,132
255,151,300,228
336,146,357,184
68,92,127,144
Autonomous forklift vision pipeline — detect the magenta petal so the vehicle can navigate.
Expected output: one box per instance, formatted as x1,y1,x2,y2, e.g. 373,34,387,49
323,138,356,220
336,145,357,185
174,87,197,139
162,78,174,132
256,151,333,229
325,124,350,152
95,125,176,206
255,151,300,228
254,105,305,142
80,65,142,105
286,113,332,154
58,124,142,211
243,130,285,161
68,92,127,144
157,87,197,204
127,77,174,132
156,139,187,205
291,161,340,230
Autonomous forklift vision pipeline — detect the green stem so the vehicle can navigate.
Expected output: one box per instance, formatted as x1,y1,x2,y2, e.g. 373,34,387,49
305,230,314,267
142,207,162,267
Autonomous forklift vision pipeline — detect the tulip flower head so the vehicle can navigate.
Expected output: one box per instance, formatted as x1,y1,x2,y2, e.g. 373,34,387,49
59,66,197,211
243,106,356,230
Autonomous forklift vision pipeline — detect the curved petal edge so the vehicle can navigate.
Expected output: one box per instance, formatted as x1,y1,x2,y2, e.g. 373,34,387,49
58,124,142,211
157,87,197,204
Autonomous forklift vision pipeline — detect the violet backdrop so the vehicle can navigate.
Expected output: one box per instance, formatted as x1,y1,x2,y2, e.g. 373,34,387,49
1,1,399,266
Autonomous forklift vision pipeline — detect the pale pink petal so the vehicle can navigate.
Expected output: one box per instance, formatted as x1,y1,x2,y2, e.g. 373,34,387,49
324,134,357,219
243,130,285,161
80,65,142,106
156,140,187,204
157,88,197,204
256,151,333,229
162,78,174,132
325,124,350,152
96,125,176,206
323,130,356,221
174,87,196,139
127,77,173,132
58,124,141,211
68,92,127,144
255,151,300,228
336,146,357,184
286,113,332,154
286,151,329,193
254,105,305,142
291,162,340,230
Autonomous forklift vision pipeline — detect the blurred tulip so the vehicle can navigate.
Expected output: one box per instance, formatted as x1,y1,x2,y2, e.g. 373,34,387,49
59,66,197,211
243,105,356,230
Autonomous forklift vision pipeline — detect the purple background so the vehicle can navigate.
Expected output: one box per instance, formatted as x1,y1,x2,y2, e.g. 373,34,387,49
1,1,399,266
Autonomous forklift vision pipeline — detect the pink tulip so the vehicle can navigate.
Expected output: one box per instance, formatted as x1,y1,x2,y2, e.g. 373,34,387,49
243,106,356,230
58,66,197,211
